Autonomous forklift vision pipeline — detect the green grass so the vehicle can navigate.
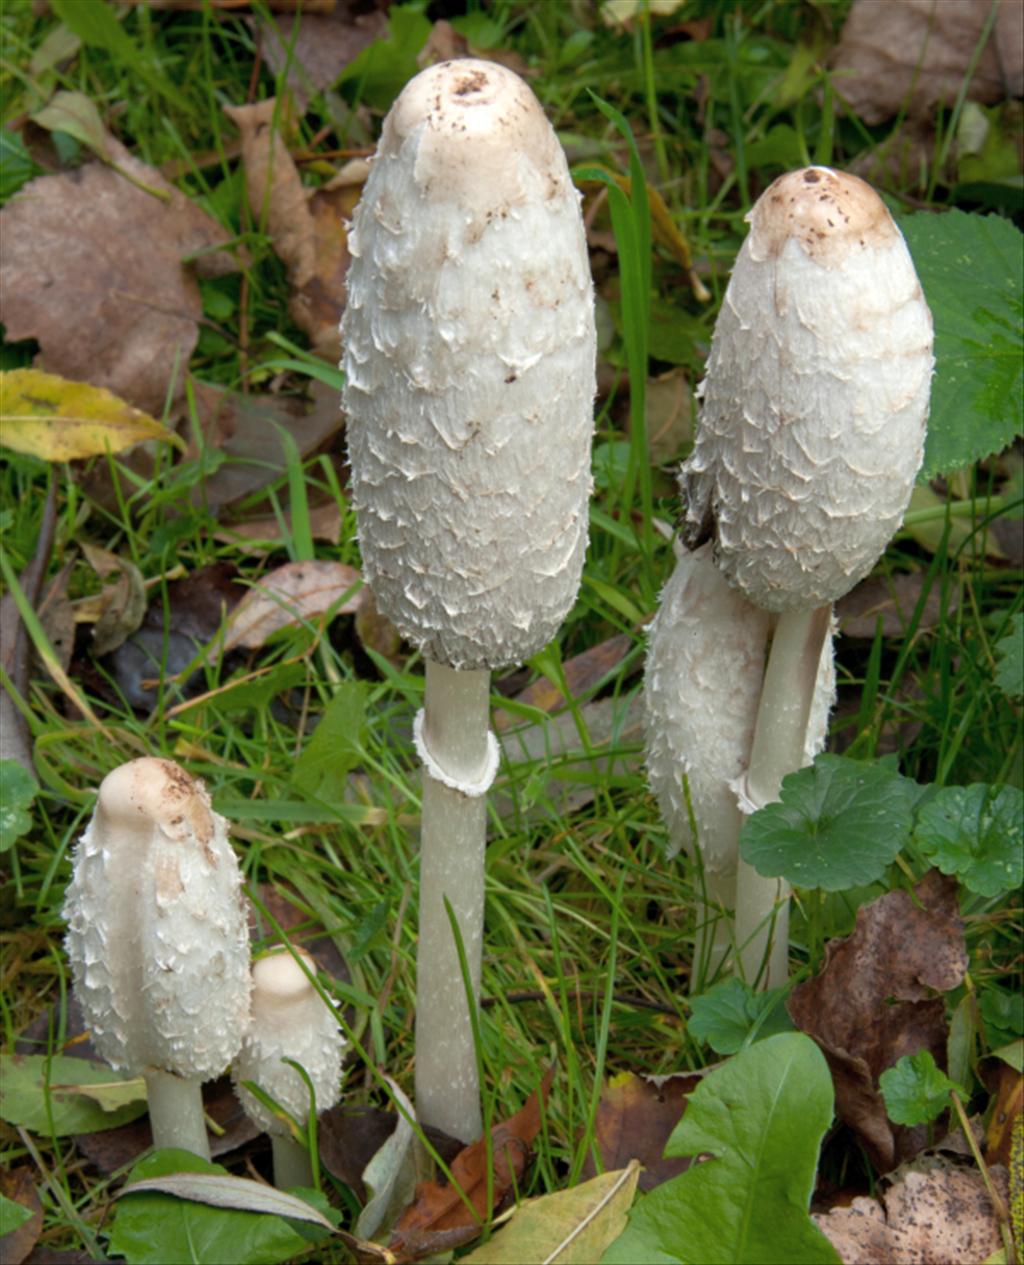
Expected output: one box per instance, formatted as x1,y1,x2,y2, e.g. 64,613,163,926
1,0,1021,1260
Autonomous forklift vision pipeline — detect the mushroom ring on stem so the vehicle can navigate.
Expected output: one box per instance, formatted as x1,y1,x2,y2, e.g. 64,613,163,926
341,58,595,1141
63,757,251,1160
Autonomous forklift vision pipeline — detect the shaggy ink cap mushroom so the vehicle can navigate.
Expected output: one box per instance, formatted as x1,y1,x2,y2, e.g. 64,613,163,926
342,58,597,672
63,758,251,1156
681,166,934,612
233,948,344,1138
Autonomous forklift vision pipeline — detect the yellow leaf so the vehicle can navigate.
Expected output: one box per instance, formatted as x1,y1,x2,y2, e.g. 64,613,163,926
0,369,184,461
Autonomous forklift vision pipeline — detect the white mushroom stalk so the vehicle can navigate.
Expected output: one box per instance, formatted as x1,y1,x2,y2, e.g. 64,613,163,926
233,949,344,1190
679,167,933,985
644,542,833,986
63,758,251,1160
341,59,595,1141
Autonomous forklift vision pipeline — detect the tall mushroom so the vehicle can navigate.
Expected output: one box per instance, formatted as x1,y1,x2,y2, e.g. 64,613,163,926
341,59,595,1140
63,758,251,1159
644,541,833,984
233,948,344,1190
678,167,933,984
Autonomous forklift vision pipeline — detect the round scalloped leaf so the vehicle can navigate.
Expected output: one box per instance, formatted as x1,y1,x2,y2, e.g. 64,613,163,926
879,1051,962,1127
901,210,1023,479
739,755,913,892
912,783,1023,898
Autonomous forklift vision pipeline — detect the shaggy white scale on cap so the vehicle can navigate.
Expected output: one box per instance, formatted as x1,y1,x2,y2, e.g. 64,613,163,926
644,543,834,867
681,167,933,612
233,950,344,1135
63,758,251,1079
342,59,596,671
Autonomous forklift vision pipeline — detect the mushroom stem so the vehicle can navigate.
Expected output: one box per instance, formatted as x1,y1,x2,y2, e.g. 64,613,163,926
271,1135,313,1191
414,658,497,1142
143,1068,210,1160
736,604,832,986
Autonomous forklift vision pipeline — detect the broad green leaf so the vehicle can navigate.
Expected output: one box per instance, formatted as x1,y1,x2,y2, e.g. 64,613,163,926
0,1192,34,1236
740,755,913,891
0,369,184,461
913,783,1023,898
109,1150,320,1265
879,1051,962,1126
336,5,432,111
980,987,1024,1049
120,1174,335,1230
902,210,1023,478
0,761,38,852
995,613,1024,698
990,1040,1024,1073
0,1055,147,1135
688,979,793,1054
356,1079,417,1240
464,1163,640,1264
292,680,367,801
0,130,39,202
601,1034,839,1265
31,91,114,160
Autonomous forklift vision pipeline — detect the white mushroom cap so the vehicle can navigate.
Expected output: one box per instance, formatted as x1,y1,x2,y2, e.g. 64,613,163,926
232,949,344,1135
342,58,596,671
681,166,934,612
644,543,834,867
63,758,251,1080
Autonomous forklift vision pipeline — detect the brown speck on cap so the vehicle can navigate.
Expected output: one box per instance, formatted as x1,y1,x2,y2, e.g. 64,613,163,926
746,166,897,266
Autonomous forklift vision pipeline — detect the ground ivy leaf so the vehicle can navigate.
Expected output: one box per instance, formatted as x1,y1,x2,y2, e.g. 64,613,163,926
0,1054,147,1135
688,979,793,1055
995,613,1024,698
739,756,912,891
109,1150,316,1265
902,210,1023,478
0,1192,34,1236
601,1033,839,1265
0,760,38,852
879,1052,961,1126
913,783,1023,898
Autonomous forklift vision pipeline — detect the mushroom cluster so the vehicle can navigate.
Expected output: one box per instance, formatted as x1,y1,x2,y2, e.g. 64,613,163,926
342,58,595,1141
646,167,933,986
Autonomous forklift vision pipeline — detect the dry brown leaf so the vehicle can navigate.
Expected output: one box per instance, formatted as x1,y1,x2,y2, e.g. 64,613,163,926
580,1070,703,1193
215,499,343,552
389,1069,554,1262
288,174,359,358
647,368,694,465
494,634,632,731
831,0,1017,126
354,586,403,665
788,871,968,1173
255,5,388,111
0,140,237,416
985,1060,1024,1169
78,543,147,657
837,571,957,639
224,560,363,651
0,1168,42,1265
815,1157,1008,1264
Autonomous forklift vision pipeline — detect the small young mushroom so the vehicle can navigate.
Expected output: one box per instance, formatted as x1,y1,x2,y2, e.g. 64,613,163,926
678,167,933,984
232,948,344,1190
644,542,833,985
341,58,595,1141
63,758,251,1159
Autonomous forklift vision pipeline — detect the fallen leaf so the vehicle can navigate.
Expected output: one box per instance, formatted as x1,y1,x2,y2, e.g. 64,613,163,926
494,635,632,731
389,1068,555,1260
837,571,958,639
0,370,183,462
319,1106,463,1205
646,367,693,465
461,1162,640,1264
0,142,238,416
30,90,116,162
255,5,389,111
831,0,1016,125
0,1168,42,1265
215,499,343,553
354,586,403,666
188,378,343,513
79,543,147,657
815,1156,1008,1264
580,1070,702,1192
356,1080,422,1241
224,560,363,651
288,174,358,357
986,1061,1024,1169
788,871,968,1172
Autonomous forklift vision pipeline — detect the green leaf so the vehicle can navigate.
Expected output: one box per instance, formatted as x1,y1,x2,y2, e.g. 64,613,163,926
336,5,432,111
120,1174,335,1230
980,987,1024,1049
990,1039,1024,1073
0,1055,147,1135
601,1034,840,1265
0,761,39,852
291,680,367,801
912,783,1023,898
688,978,793,1054
879,1051,962,1126
31,91,114,160
463,1163,640,1264
0,130,40,202
740,755,913,892
901,210,1023,478
0,1192,34,1236
995,613,1024,698
109,1150,317,1265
